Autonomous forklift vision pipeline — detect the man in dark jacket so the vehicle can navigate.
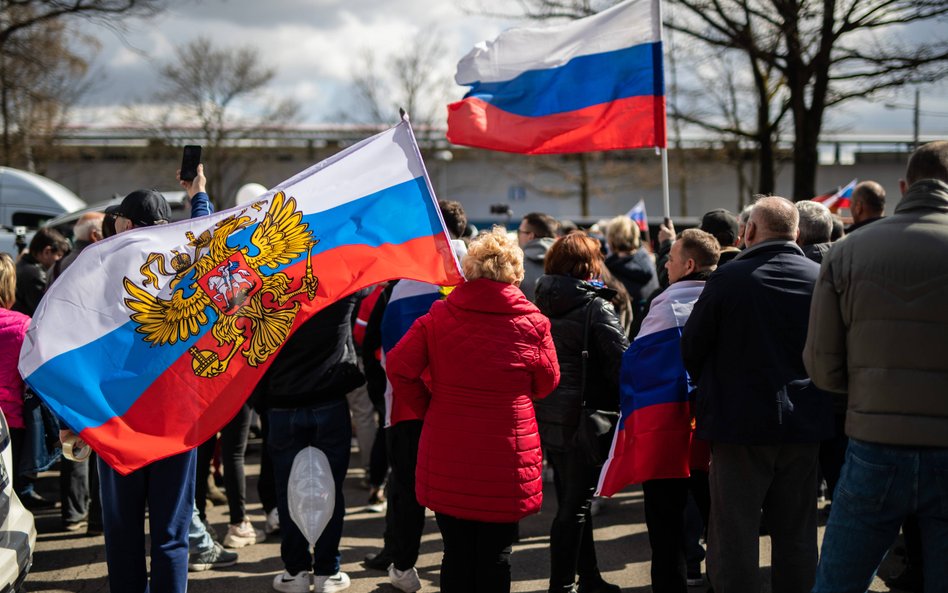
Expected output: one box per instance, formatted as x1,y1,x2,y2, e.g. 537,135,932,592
517,212,558,302
13,227,69,316
681,196,832,593
805,141,948,593
698,209,741,266
844,180,885,233
261,295,364,593
47,212,104,286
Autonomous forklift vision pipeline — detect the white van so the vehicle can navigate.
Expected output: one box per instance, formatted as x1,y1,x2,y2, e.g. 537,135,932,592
0,167,86,256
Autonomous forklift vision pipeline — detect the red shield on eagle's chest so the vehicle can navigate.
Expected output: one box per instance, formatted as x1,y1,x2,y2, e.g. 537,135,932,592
197,252,263,315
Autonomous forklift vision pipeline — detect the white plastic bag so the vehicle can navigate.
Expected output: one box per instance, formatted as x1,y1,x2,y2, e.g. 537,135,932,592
287,446,335,546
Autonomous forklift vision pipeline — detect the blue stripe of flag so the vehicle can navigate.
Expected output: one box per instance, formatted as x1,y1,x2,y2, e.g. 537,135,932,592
464,41,664,118
619,325,689,427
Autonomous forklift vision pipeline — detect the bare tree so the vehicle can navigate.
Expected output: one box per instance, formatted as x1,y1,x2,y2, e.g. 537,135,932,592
0,19,96,171
476,0,948,201
0,0,163,167
349,35,452,128
668,0,948,199
0,0,163,45
150,37,301,206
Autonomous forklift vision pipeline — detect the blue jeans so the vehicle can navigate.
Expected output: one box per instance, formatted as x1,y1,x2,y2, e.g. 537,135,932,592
99,449,196,593
188,502,213,554
813,439,948,593
269,399,351,576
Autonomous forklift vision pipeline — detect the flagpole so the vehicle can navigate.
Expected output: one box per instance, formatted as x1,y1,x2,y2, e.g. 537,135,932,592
661,147,670,219
658,0,671,220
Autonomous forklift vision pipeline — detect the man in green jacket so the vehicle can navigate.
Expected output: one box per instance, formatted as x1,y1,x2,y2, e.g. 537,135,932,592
804,141,948,593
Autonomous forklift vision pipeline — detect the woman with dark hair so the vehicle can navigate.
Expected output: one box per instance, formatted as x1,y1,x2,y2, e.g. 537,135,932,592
534,232,630,593
387,227,560,593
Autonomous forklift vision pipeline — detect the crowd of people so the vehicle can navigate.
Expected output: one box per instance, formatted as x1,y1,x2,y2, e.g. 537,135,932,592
0,141,945,593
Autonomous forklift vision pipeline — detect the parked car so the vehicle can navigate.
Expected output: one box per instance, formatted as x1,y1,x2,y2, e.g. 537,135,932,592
0,167,86,256
0,408,36,592
43,191,190,242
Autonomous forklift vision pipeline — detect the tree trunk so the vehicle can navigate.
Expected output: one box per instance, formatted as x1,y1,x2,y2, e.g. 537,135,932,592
792,120,821,201
757,130,775,195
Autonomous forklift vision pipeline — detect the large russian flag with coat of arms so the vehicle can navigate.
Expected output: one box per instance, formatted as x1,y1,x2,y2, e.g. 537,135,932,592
447,0,666,154
19,120,463,474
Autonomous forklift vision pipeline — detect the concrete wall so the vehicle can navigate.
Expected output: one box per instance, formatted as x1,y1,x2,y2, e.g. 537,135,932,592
39,145,910,224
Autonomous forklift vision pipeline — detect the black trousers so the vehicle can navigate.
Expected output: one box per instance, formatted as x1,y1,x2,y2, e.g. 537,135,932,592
642,473,710,593
60,453,102,527
546,448,603,592
384,420,426,570
195,403,253,523
435,512,518,593
257,411,277,513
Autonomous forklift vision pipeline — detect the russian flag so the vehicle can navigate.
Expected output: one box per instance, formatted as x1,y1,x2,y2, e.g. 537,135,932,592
18,120,463,475
627,199,648,232
380,240,466,426
812,179,857,213
597,280,704,496
446,0,666,155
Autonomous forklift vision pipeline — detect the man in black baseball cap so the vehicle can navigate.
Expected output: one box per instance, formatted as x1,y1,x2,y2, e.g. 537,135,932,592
699,208,741,266
111,189,172,233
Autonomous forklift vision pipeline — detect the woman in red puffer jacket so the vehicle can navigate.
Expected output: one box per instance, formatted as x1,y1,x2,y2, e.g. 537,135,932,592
387,226,560,593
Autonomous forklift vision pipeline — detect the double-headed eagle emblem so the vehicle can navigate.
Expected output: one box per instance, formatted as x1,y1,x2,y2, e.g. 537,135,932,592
123,192,318,378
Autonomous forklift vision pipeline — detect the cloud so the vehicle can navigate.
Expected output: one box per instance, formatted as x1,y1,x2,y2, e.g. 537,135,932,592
75,0,510,123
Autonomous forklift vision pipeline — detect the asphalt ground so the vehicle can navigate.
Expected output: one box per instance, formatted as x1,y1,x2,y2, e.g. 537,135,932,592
25,438,905,592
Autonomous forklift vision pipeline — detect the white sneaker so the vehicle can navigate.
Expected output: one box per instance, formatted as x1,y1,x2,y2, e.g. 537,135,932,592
272,570,313,593
389,565,422,592
314,571,350,593
222,519,265,548
265,508,281,535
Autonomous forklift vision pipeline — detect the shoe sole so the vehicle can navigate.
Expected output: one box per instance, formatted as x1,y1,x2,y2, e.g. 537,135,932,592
315,580,350,593
223,534,262,548
188,559,238,572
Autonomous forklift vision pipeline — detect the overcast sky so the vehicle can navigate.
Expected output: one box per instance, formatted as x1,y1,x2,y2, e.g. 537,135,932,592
72,0,948,137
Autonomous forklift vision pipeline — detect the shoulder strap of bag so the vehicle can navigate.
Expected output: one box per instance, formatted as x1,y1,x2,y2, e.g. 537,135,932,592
580,299,595,408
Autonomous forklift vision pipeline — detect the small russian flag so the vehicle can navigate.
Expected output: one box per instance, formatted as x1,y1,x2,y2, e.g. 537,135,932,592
812,179,857,213
626,199,648,232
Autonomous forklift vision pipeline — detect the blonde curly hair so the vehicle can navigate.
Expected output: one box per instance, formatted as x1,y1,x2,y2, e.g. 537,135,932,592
462,226,525,285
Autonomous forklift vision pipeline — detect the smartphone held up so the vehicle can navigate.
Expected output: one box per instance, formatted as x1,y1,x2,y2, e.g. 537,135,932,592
180,145,202,182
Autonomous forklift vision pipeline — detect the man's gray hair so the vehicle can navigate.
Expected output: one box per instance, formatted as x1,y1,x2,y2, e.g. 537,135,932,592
796,201,832,245
740,202,756,225
73,212,104,242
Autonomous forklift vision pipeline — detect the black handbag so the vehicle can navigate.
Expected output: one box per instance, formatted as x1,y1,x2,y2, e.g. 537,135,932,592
572,301,619,466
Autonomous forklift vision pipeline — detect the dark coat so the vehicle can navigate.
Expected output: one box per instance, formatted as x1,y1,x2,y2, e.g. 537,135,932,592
258,294,365,410
681,240,833,444
802,242,832,264
13,253,47,316
605,250,659,337
534,275,630,450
